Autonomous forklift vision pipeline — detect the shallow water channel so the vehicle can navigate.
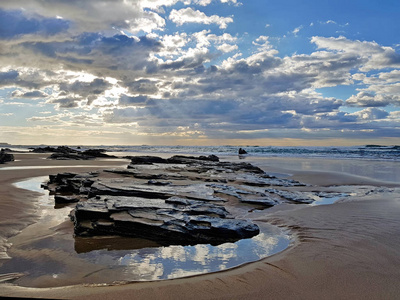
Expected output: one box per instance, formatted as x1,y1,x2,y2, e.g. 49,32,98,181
0,176,292,288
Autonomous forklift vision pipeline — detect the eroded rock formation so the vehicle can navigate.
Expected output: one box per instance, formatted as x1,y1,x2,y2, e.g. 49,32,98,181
44,155,312,246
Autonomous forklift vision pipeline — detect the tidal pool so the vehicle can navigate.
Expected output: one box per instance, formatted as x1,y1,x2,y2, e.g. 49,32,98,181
0,177,291,287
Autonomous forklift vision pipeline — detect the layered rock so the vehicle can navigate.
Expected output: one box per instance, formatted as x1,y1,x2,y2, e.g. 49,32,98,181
45,154,313,246
72,195,258,245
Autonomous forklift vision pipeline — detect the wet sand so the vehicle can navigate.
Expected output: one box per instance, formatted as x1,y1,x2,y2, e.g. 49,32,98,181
1,153,400,299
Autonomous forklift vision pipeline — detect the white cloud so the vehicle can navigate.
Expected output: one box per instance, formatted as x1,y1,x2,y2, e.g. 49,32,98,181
292,25,303,36
217,43,238,53
351,107,389,120
169,8,233,29
194,0,212,5
311,36,400,71
346,91,400,107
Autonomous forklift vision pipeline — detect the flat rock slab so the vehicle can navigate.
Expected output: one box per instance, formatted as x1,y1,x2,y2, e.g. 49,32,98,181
72,195,252,245
46,154,314,246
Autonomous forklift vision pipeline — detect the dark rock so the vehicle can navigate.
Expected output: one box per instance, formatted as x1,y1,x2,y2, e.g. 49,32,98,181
48,152,93,160
81,149,117,158
0,149,14,164
166,155,219,164
104,168,187,180
46,154,312,247
129,156,168,165
238,148,248,155
87,180,225,202
34,146,115,160
47,172,97,194
49,172,78,184
31,146,78,153
71,195,258,245
55,195,80,204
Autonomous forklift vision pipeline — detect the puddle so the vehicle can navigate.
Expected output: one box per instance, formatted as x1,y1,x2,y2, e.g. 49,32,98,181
0,165,117,171
0,177,292,287
309,192,350,206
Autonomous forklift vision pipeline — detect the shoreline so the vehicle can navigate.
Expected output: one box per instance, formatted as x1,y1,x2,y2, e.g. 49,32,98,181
1,153,400,299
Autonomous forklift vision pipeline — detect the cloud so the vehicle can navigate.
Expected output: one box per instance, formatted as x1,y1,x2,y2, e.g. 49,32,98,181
0,70,19,86
0,1,399,143
169,8,233,29
311,36,400,71
0,9,69,39
11,89,48,98
57,78,112,105
48,97,80,109
119,94,149,106
0,1,149,33
217,43,238,53
346,91,400,107
292,25,303,36
351,107,389,120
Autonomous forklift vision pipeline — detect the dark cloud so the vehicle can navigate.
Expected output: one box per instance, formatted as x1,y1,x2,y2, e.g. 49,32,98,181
48,97,80,108
11,90,48,98
0,70,19,86
123,79,159,95
20,33,161,73
59,78,111,97
119,94,149,106
0,9,69,39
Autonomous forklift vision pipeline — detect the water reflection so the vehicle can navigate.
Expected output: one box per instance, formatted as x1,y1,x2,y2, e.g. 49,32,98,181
74,224,289,281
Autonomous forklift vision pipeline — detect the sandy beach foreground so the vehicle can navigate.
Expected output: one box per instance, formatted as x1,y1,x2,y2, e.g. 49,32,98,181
1,153,400,299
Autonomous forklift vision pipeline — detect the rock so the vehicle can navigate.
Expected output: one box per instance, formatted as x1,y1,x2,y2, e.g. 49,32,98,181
129,156,168,165
31,146,78,153
48,152,93,160
81,149,117,158
71,195,258,245
46,154,312,247
47,172,97,194
55,195,80,204
104,168,187,180
87,179,225,202
265,188,315,204
0,149,14,164
238,148,248,155
167,155,219,163
32,146,116,160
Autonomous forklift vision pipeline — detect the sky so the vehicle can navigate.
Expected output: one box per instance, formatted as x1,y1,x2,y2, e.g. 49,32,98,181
0,0,400,146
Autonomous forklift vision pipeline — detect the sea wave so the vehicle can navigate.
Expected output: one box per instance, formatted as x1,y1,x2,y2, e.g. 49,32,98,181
7,144,400,161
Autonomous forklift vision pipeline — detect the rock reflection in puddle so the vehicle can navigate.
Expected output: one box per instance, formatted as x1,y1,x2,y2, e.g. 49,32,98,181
76,223,290,281
4,177,290,287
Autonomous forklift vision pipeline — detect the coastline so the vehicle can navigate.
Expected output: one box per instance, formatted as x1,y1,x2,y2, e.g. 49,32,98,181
1,153,400,299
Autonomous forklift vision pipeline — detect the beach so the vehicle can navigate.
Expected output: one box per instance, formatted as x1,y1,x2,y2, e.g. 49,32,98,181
1,152,400,299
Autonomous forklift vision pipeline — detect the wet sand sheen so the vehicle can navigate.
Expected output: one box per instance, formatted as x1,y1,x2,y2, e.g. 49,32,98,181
1,153,400,299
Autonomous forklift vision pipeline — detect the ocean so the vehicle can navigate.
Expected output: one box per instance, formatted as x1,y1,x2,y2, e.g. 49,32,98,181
6,144,399,161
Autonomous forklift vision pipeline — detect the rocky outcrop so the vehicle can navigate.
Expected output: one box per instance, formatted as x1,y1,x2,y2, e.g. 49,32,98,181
81,149,117,158
71,195,258,245
30,146,117,160
238,148,248,155
45,154,313,246
0,149,14,164
48,153,94,160
30,146,77,153
127,154,219,166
